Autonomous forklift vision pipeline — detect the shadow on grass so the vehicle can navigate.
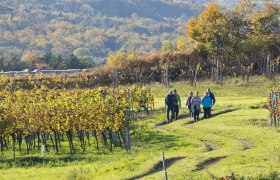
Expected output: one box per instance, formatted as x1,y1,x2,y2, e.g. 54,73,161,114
203,141,219,151
0,156,94,169
138,129,186,147
158,109,239,128
129,157,185,179
211,108,239,118
155,114,191,128
184,109,239,126
192,156,226,172
0,129,182,169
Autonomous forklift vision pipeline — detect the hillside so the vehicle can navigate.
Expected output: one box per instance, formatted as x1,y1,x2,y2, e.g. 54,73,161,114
0,0,199,65
0,0,276,66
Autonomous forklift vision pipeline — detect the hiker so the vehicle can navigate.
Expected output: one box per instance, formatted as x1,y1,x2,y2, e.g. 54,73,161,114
202,91,212,119
207,88,216,117
191,91,201,123
173,89,181,120
165,90,177,123
186,91,193,118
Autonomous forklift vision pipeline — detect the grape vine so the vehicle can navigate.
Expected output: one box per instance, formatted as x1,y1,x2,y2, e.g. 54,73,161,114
0,86,154,156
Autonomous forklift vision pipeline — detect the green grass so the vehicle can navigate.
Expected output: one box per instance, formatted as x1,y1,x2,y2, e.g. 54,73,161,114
0,76,280,179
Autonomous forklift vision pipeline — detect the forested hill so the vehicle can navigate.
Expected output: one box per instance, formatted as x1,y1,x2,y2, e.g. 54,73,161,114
0,0,200,65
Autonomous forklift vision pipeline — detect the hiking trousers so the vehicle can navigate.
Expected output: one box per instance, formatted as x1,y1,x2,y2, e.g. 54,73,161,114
203,107,211,119
166,106,175,123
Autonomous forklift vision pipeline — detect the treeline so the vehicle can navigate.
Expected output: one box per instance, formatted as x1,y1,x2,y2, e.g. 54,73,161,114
0,50,273,90
96,1,280,86
0,1,279,87
180,1,280,83
0,53,93,72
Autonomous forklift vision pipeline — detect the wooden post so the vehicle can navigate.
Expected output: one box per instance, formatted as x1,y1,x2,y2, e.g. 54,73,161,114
211,58,214,81
216,59,219,84
9,74,14,93
270,92,273,126
162,152,168,180
41,144,45,157
165,62,169,87
220,63,223,86
271,92,277,127
266,54,270,78
125,110,131,151
128,90,133,111
278,92,280,128
276,94,278,128
112,69,118,87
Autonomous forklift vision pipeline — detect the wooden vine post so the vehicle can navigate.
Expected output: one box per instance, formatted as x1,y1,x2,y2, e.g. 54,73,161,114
125,110,131,151
162,152,168,180
269,91,279,128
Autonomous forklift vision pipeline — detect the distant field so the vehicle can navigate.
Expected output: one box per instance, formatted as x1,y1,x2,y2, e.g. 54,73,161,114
0,76,279,179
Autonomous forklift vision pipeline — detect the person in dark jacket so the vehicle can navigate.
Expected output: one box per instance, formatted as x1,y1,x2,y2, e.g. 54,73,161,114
165,90,177,123
173,89,181,120
186,91,193,118
202,92,212,119
207,88,216,117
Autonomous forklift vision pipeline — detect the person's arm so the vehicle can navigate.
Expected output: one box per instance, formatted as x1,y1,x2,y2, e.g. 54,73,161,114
212,93,216,105
190,97,194,104
174,95,178,105
178,95,181,107
186,97,190,106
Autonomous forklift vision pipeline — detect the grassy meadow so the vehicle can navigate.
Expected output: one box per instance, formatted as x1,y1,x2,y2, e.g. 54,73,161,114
0,76,280,179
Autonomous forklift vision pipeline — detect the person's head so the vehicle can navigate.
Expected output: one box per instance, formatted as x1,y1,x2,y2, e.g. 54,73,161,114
195,91,199,96
207,88,211,93
189,91,193,96
169,90,173,95
174,89,177,94
204,91,209,97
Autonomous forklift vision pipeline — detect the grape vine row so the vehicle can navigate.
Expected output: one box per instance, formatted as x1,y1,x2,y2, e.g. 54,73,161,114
0,86,154,156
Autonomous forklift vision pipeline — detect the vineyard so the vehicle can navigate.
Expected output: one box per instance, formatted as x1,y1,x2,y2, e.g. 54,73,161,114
0,85,154,157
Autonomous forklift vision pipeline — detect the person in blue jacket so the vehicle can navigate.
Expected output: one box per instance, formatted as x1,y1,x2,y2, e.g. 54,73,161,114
202,91,212,119
165,90,177,123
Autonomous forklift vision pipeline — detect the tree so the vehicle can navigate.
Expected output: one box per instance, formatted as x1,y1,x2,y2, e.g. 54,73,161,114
106,50,128,67
73,47,91,60
249,2,280,79
61,54,86,69
177,36,188,51
161,41,176,52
